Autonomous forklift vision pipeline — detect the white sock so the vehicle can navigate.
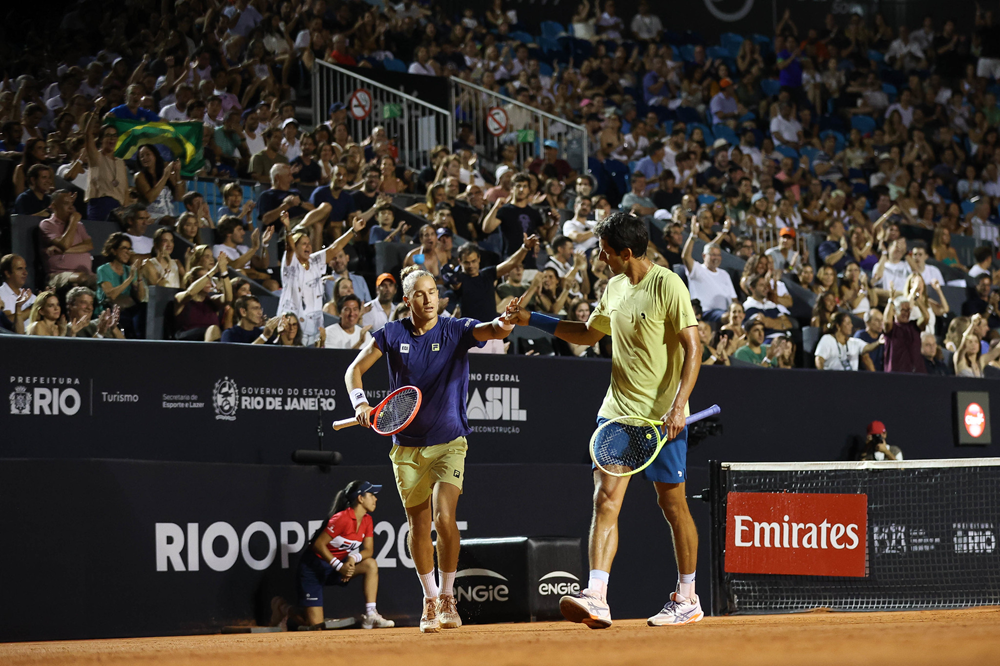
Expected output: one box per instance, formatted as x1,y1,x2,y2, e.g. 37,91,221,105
588,569,610,600
678,571,696,601
365,602,377,615
418,571,439,600
439,569,456,597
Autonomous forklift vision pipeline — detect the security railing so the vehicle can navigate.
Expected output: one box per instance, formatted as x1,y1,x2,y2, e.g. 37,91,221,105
312,61,453,172
449,77,588,180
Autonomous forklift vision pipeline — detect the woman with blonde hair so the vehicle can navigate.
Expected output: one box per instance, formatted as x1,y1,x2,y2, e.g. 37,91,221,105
931,227,966,271
406,183,446,218
27,291,87,336
904,273,948,336
954,314,1000,377
186,244,216,273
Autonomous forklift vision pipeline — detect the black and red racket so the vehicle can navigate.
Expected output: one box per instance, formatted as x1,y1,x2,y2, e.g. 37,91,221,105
333,386,422,436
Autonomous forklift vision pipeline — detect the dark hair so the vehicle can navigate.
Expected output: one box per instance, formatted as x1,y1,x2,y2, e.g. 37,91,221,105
137,144,166,186
21,138,46,170
217,215,245,241
119,203,147,228
511,173,531,186
26,163,51,184
182,191,203,208
234,295,260,320
1,254,20,280
309,479,367,543
262,127,280,141
362,165,381,179
594,211,648,257
102,232,132,258
457,242,481,260
551,235,573,252
749,274,767,291
337,294,363,311
974,245,994,264
648,140,665,155
828,311,852,335
152,227,174,250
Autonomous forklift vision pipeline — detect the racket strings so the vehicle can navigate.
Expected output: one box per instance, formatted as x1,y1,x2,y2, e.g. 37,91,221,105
374,388,420,434
593,418,661,474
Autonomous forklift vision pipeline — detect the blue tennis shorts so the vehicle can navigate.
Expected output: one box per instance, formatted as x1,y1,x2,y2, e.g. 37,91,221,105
594,417,688,483
297,553,352,607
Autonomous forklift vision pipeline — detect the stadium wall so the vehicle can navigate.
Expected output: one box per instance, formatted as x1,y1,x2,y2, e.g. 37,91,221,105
2,337,996,640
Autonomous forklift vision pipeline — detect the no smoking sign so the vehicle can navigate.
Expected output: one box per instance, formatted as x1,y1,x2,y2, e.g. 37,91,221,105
486,107,508,136
348,89,373,120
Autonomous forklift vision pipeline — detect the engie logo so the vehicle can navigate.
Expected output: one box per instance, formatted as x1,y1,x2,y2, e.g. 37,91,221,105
725,492,867,578
455,568,509,602
8,377,82,416
537,571,580,596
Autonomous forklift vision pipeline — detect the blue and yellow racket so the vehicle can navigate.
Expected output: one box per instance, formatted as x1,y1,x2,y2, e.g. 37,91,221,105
590,405,721,477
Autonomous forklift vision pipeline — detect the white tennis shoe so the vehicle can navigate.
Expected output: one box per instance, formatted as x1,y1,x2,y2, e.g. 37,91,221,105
436,594,462,629
361,611,395,629
419,597,441,633
647,592,704,626
559,589,613,629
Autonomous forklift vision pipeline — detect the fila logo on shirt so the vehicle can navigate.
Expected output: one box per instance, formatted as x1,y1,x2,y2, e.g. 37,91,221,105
432,343,440,351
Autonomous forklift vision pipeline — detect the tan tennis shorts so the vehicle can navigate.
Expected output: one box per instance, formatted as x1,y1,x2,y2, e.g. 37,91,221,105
389,436,468,508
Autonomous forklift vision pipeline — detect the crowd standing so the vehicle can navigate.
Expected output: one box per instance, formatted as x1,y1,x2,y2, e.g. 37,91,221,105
2,0,1000,376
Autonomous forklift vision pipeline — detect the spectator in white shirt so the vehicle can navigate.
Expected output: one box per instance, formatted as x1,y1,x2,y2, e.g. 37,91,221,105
563,197,599,254
873,238,913,292
545,235,589,295
815,312,881,371
324,294,373,349
682,218,738,321
242,108,266,157
121,204,154,258
969,245,995,279
908,241,944,286
159,86,193,121
884,89,915,128
361,273,397,332
765,227,801,273
769,103,803,149
280,118,301,162
629,0,663,41
408,46,437,76
885,27,927,71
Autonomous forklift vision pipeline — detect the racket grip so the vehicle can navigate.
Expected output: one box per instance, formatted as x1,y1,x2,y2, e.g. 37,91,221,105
685,404,721,425
332,417,359,431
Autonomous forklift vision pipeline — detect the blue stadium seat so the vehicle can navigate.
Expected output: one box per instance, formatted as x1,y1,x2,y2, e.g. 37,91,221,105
851,115,876,136
679,45,696,62
559,36,594,60
775,145,799,159
882,83,897,95
676,106,702,125
738,112,756,123
961,200,976,215
721,33,744,58
383,58,406,72
707,46,730,60
538,61,553,77
868,49,885,63
752,34,773,53
760,79,781,98
510,31,534,45
819,130,846,152
852,182,869,197
697,194,717,206
800,146,822,165
712,124,738,146
936,185,952,202
540,21,565,39
689,122,713,142
538,37,562,55
848,168,865,181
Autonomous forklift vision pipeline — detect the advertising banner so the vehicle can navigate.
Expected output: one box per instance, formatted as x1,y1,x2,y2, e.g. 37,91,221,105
725,492,867,577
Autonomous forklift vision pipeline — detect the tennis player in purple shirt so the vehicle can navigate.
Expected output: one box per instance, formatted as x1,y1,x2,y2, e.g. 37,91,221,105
345,265,517,634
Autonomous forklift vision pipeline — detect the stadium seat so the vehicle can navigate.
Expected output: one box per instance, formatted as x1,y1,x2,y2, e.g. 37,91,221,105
868,49,885,63
679,45,696,62
800,146,822,166
676,106,702,125
760,79,781,98
961,200,975,215
738,112,756,124
721,33,744,58
689,122,714,142
775,145,799,159
697,194,717,206
882,83,898,95
936,185,953,202
538,37,562,55
752,34,773,53
540,21,565,39
802,326,821,354
712,124,738,146
510,31,535,45
538,62,554,77
706,46,730,60
851,115,876,136
383,58,406,72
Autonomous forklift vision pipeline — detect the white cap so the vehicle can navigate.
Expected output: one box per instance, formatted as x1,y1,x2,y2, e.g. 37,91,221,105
495,164,511,180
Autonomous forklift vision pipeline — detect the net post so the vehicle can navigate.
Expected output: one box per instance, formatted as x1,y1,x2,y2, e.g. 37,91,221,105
708,459,728,616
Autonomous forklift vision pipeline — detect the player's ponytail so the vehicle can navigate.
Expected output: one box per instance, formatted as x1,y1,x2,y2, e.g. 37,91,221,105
309,479,364,543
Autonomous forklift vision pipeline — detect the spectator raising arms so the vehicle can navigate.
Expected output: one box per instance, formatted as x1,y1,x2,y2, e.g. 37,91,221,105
173,254,232,342
83,99,129,221
95,233,148,339
278,205,366,347
814,312,882,371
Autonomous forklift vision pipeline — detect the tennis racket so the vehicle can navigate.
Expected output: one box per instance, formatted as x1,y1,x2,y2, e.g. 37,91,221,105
333,386,422,436
590,404,721,477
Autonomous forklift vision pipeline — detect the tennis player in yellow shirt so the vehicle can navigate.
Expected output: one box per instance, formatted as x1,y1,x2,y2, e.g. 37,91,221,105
506,211,703,628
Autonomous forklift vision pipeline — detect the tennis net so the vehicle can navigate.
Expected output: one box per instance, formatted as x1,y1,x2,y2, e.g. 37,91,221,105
709,459,1000,614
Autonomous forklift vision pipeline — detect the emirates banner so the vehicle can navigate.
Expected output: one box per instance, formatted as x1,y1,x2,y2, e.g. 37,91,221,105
725,492,867,577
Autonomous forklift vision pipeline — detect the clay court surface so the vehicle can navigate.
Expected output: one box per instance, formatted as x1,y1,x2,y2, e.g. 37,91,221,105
3,608,998,666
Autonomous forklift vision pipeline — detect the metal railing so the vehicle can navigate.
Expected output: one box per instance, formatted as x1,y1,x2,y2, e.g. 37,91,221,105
449,77,588,181
312,61,453,172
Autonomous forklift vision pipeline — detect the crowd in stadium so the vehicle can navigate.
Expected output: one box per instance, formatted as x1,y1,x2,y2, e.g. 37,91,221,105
2,0,1000,376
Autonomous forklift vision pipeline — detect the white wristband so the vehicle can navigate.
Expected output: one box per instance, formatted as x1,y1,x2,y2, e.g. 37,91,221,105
350,389,368,409
350,551,362,563
493,316,514,331
331,557,343,571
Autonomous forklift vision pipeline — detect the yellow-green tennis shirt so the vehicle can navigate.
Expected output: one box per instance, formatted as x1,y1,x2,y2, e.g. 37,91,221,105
587,264,698,421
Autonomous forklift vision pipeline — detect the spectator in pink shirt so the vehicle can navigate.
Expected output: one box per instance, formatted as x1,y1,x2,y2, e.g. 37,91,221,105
39,190,95,289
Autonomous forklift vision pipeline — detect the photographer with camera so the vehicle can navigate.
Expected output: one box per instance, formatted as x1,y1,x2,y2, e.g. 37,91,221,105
859,421,903,462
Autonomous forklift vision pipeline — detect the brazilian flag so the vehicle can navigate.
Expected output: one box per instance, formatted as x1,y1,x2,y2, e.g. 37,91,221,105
104,118,205,178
